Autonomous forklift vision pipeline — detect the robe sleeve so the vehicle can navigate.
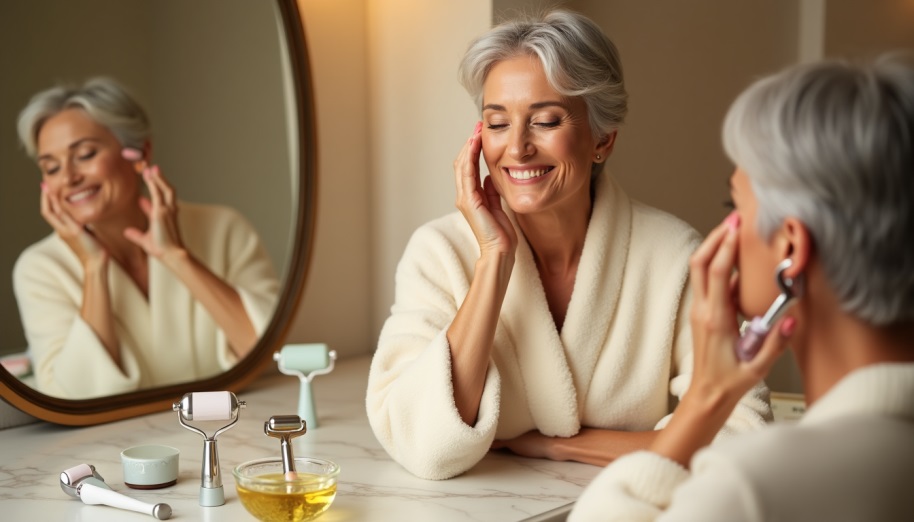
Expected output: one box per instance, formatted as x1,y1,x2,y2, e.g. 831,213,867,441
13,248,142,399
654,284,773,437
366,224,501,480
568,449,760,522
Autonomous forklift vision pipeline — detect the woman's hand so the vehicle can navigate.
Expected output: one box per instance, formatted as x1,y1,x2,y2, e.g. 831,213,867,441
124,164,186,264
40,183,108,270
650,212,795,467
687,213,791,402
454,121,518,258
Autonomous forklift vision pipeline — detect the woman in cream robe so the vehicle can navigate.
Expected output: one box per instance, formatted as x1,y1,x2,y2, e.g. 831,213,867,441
367,9,770,481
14,202,278,398
13,77,279,399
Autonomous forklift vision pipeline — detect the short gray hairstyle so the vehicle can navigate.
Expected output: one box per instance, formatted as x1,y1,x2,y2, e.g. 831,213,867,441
723,52,914,326
17,77,150,158
458,9,627,159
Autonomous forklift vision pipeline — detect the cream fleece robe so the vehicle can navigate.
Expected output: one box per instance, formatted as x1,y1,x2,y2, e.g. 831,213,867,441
570,363,914,521
13,202,280,399
367,174,771,480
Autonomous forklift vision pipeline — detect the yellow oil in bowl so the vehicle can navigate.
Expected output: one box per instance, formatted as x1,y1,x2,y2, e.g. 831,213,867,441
234,458,340,522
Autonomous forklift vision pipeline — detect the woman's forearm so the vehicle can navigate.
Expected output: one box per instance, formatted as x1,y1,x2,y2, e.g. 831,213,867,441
161,248,258,357
552,428,660,466
447,252,514,426
79,259,123,372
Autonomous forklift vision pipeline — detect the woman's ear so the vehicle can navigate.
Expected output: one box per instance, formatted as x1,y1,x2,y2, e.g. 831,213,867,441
778,217,812,279
594,131,617,162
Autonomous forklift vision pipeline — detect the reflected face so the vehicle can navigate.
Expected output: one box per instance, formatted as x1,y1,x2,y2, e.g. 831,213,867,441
730,168,782,318
480,55,600,215
36,108,139,225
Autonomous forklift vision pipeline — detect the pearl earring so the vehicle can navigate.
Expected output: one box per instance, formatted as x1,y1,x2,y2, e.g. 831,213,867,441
596,154,602,160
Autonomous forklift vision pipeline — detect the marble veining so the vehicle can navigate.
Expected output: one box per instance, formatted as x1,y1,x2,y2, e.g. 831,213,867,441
0,355,599,521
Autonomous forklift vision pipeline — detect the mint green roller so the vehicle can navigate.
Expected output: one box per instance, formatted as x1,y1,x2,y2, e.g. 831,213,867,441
273,344,336,429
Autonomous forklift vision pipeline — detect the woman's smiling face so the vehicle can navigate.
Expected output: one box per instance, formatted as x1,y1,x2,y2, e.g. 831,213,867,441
36,108,139,225
480,54,603,216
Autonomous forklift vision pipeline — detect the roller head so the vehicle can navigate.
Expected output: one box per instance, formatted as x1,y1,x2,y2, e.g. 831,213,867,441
173,391,239,421
60,463,109,498
275,344,331,373
60,463,94,487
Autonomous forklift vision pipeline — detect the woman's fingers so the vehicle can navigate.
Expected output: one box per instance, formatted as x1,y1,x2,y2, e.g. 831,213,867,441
706,223,739,314
689,220,730,300
454,122,483,207
744,317,795,376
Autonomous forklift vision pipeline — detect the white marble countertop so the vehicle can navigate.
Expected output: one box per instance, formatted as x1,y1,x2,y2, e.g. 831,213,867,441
0,355,599,521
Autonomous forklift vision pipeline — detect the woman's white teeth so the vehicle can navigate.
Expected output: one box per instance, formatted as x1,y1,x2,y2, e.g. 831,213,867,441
508,168,547,180
68,187,99,202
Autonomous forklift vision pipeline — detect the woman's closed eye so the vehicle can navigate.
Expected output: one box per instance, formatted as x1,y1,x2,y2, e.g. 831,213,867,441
533,120,561,128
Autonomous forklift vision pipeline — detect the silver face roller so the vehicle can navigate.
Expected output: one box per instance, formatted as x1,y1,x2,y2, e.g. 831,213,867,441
59,463,172,520
264,415,307,474
173,391,245,507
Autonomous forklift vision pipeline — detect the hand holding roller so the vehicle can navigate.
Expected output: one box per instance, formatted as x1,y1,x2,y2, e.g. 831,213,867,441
274,344,336,429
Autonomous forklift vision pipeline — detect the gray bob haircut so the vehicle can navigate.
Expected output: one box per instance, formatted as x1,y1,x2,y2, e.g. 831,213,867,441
723,52,914,326
458,9,627,143
17,77,150,159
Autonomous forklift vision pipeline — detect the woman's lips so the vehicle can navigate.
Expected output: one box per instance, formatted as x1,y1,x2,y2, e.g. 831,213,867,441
504,167,553,180
66,186,101,204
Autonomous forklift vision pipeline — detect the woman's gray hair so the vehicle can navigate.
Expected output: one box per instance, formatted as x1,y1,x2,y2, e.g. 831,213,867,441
723,52,914,326
458,9,626,175
17,77,150,158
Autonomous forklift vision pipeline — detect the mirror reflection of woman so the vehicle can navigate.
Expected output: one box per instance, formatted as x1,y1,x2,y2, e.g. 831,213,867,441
571,53,914,521
13,77,279,399
366,10,771,480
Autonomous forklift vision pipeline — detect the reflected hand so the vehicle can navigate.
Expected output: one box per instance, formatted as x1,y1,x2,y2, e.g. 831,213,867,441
687,213,792,401
454,122,518,259
40,183,108,269
123,165,186,262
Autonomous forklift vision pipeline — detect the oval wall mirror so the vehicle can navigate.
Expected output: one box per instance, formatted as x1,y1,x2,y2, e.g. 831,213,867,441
0,0,316,425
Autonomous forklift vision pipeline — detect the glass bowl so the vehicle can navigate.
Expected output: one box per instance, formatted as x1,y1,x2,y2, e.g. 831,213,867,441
233,457,340,522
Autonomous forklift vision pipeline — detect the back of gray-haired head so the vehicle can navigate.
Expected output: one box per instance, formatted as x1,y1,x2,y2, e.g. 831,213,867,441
17,77,150,159
723,52,914,326
458,9,627,145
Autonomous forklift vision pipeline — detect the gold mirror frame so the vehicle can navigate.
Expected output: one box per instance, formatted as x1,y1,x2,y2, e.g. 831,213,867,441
0,0,317,426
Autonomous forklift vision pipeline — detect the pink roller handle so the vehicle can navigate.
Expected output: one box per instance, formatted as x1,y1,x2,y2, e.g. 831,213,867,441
735,317,769,362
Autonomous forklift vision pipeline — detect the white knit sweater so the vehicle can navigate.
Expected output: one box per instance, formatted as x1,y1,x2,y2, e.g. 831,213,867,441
570,362,914,521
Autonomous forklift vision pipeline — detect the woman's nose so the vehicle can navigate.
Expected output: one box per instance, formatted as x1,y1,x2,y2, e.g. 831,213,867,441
506,126,534,160
59,162,82,185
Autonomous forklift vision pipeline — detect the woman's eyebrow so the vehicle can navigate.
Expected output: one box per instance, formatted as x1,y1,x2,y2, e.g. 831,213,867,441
482,100,568,112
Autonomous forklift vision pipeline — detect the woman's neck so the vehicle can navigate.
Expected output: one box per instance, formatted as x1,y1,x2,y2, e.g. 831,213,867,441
86,202,149,269
791,268,914,405
516,186,592,276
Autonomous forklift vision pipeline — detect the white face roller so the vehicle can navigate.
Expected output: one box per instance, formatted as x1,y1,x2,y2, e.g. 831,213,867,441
172,391,246,507
59,463,172,520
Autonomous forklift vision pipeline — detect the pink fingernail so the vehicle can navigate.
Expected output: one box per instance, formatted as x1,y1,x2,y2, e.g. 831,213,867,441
121,147,143,161
40,182,48,193
474,121,482,134
724,211,740,233
779,317,796,336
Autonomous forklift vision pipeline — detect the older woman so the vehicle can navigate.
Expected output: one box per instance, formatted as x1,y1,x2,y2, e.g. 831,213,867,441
366,10,770,480
570,53,914,520
13,77,279,399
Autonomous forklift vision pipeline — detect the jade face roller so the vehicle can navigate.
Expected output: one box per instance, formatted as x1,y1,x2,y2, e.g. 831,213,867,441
173,391,245,507
60,463,172,520
273,343,336,429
